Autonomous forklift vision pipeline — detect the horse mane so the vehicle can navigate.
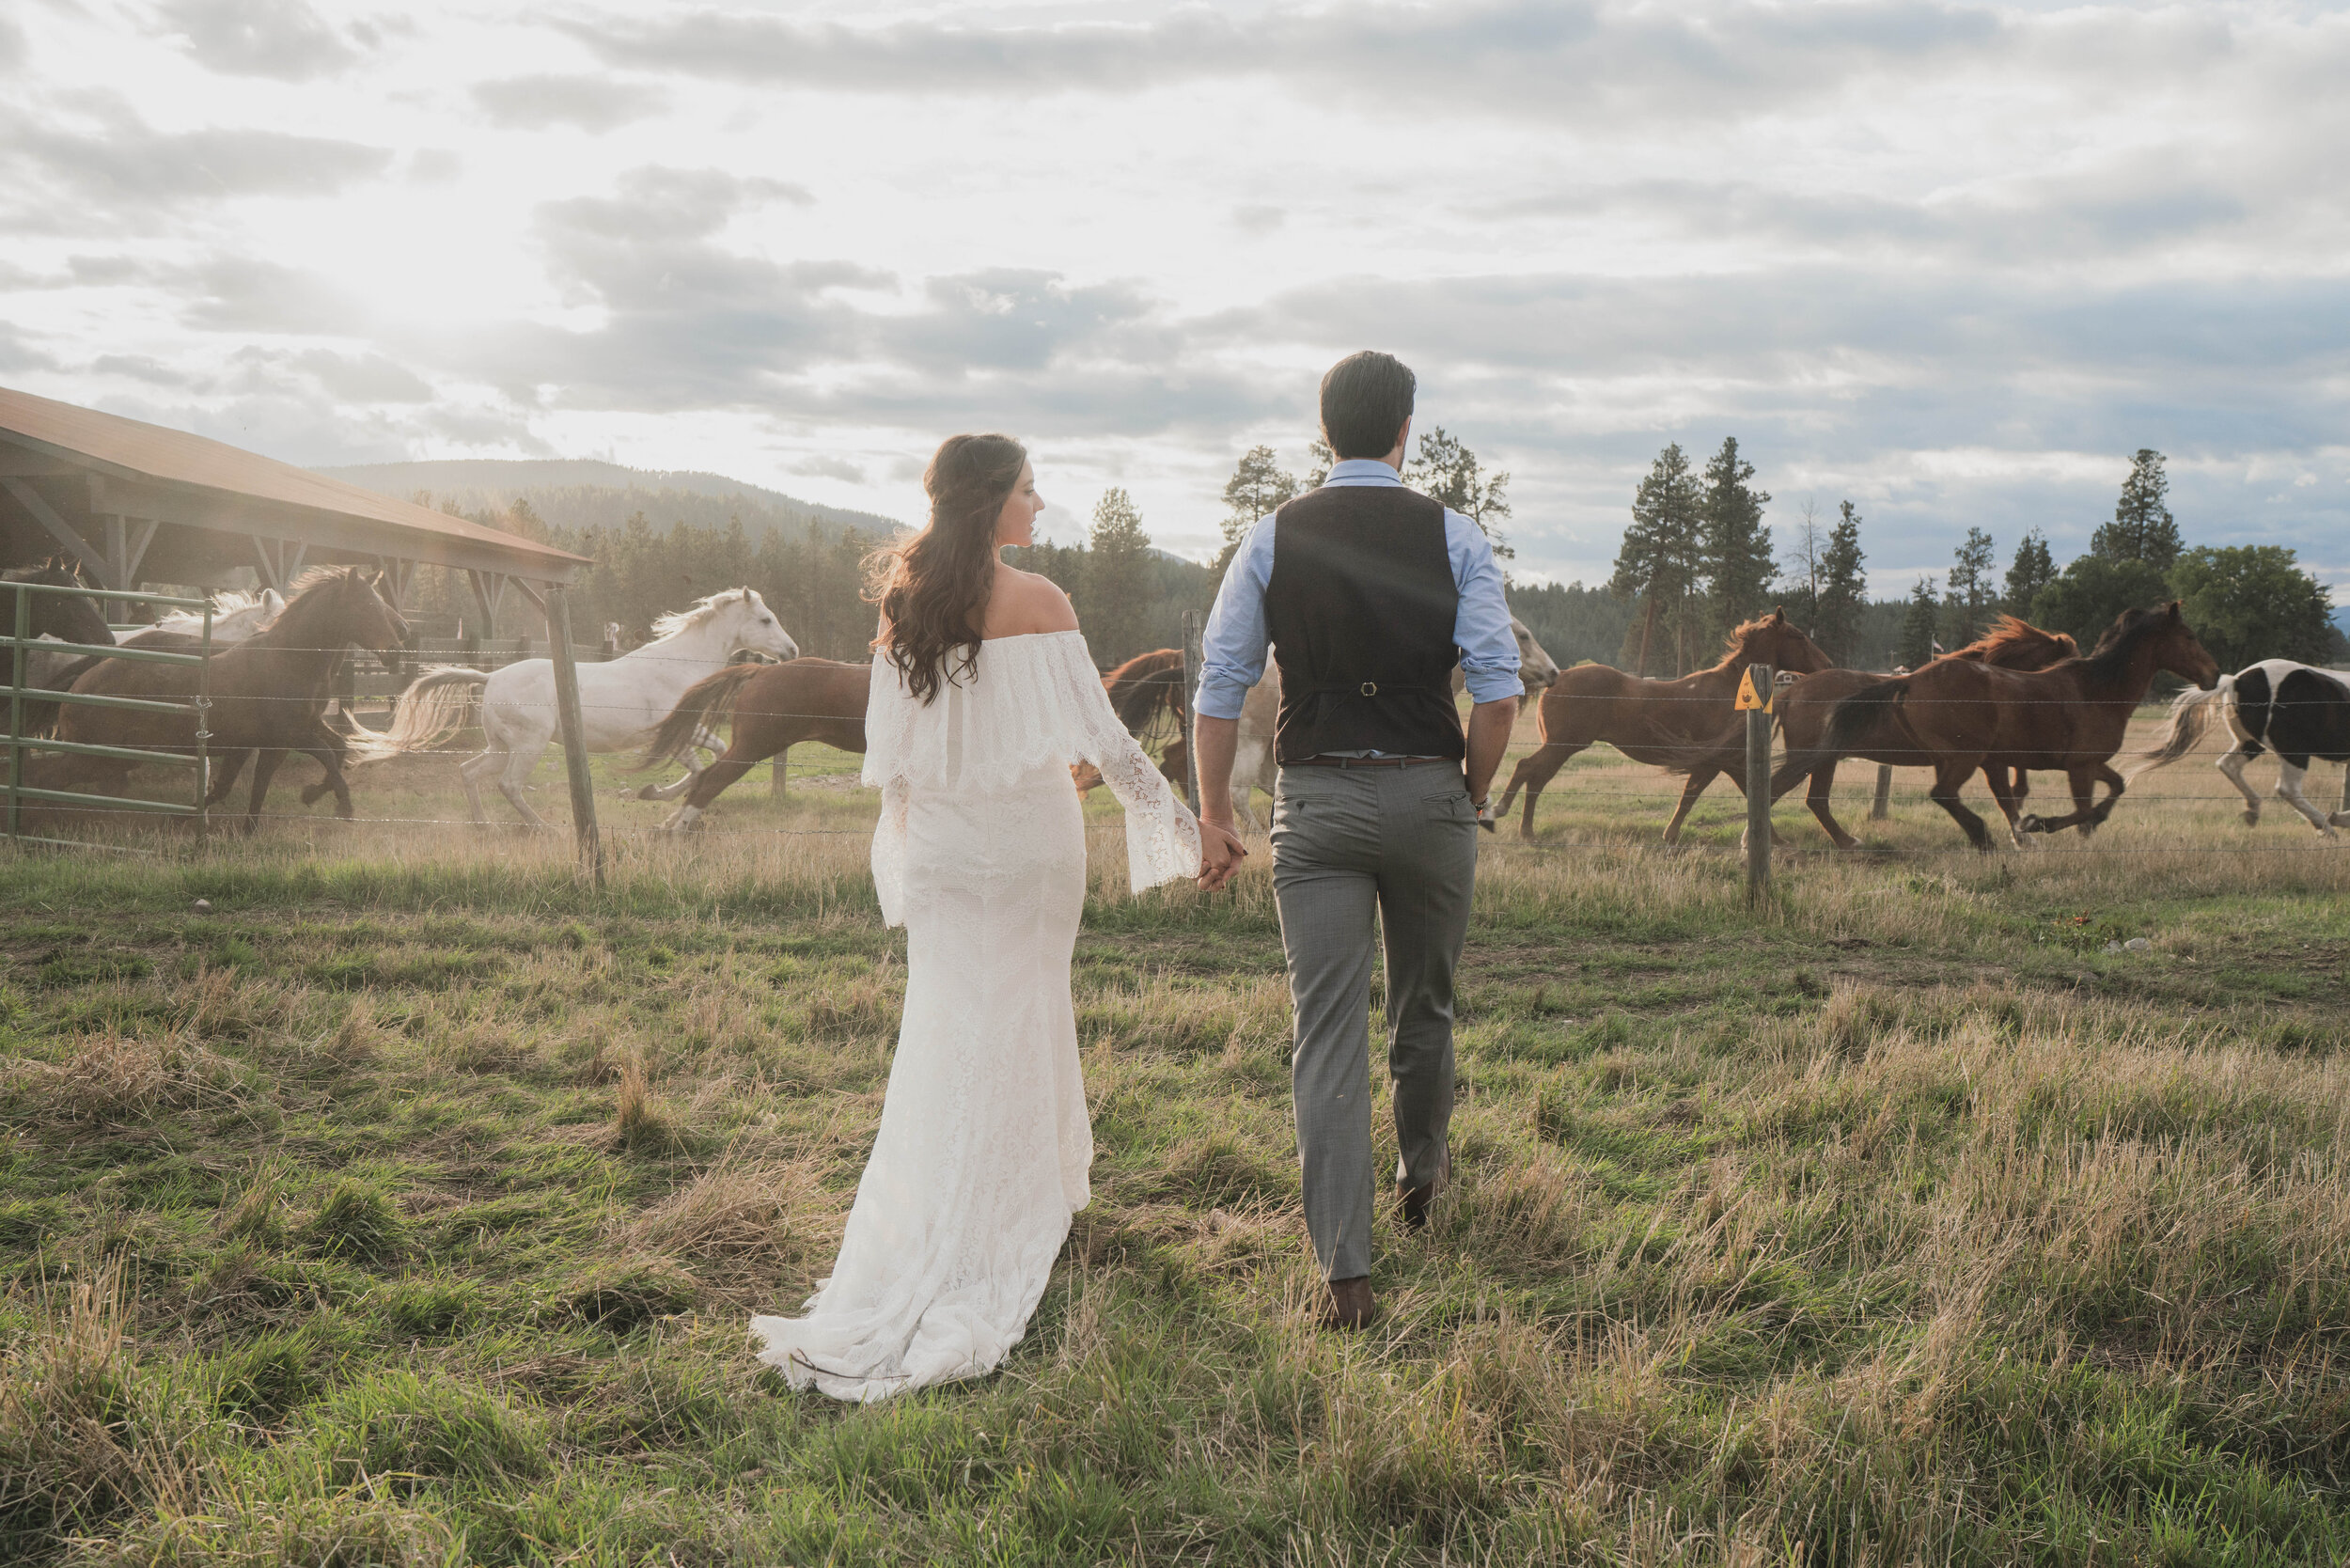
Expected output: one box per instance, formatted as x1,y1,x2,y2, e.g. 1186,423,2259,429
650,588,753,640
1702,612,1792,674
1104,648,1185,737
2083,605,2167,672
1943,616,2076,666
285,563,370,598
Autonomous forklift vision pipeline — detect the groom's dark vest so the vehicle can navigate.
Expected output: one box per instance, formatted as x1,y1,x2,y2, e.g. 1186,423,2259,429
1262,484,1462,764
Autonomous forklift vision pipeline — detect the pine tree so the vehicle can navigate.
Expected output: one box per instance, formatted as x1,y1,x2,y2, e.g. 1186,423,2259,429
1700,436,1773,641
1304,438,1334,490
1610,444,1706,675
2004,527,2056,619
1899,575,1940,669
1214,446,1299,583
1814,501,1867,666
1942,526,1998,647
1404,427,1513,558
1085,488,1153,664
2090,448,2181,569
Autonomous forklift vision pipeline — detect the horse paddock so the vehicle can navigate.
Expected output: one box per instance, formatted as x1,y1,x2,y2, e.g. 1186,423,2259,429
4,698,2348,1561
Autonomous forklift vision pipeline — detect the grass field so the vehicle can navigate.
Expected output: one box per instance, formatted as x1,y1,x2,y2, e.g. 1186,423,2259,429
3,706,2348,1565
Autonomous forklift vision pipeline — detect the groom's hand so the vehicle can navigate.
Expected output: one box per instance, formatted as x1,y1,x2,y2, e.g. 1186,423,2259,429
1197,821,1247,891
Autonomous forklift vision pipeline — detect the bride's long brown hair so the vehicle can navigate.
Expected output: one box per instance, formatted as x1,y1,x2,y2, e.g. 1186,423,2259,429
867,432,1027,704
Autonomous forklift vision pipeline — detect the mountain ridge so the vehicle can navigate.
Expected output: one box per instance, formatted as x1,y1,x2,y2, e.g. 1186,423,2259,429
320,459,906,537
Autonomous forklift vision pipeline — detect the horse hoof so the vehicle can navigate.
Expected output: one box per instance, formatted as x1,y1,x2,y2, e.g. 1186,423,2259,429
2016,814,2045,835
2240,808,2260,827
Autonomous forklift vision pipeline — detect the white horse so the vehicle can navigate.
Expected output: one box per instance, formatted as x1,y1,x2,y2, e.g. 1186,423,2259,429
1225,616,1560,830
384,588,797,827
151,587,285,643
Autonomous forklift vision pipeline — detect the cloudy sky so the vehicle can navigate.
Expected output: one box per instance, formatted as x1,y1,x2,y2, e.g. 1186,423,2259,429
2,0,2345,598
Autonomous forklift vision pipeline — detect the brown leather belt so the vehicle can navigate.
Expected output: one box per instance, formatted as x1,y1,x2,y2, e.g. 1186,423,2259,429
1289,756,1453,770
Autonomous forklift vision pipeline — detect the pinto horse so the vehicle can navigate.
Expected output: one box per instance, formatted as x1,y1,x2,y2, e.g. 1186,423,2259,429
49,567,411,832
1494,609,1834,840
1792,603,2218,851
637,657,870,831
1670,617,2080,849
2130,659,2350,836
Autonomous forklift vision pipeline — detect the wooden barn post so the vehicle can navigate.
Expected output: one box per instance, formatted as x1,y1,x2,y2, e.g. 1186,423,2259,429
1871,764,1894,821
544,585,605,889
1743,664,1773,904
1179,609,1203,816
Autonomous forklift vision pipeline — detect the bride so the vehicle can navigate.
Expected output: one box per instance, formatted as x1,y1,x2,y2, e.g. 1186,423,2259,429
751,433,1248,1401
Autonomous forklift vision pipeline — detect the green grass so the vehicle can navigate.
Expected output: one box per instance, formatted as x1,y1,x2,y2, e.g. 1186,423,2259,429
0,712,2347,1562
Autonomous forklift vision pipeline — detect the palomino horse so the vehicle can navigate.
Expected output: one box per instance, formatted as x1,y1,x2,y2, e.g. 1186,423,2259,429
385,588,797,827
1671,617,2080,850
50,567,411,832
2130,659,2350,836
1793,603,2219,851
1494,609,1833,840
638,657,870,831
1223,615,1561,830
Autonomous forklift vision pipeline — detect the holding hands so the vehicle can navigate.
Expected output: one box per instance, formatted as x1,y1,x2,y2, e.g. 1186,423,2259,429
1196,821,1248,891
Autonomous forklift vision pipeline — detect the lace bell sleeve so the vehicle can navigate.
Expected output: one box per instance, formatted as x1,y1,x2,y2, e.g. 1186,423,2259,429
859,658,913,928
1060,644,1202,895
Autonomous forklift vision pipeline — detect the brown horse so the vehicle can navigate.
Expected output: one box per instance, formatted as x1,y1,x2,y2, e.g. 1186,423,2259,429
1073,648,1188,795
4,559,115,729
50,567,409,832
1494,609,1834,839
637,657,869,831
1790,603,2218,851
1672,617,2080,849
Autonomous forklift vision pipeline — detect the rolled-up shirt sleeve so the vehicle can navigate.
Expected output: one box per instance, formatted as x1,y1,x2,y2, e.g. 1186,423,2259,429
1195,518,1276,720
1449,512,1522,705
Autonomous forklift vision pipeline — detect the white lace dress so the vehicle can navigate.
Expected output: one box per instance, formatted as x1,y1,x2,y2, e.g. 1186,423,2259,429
750,631,1200,1402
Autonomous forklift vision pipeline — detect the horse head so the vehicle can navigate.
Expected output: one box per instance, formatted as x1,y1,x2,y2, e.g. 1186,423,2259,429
2153,601,2220,689
5,559,114,649
1509,617,1559,695
1735,607,1835,676
715,588,800,662
281,565,411,664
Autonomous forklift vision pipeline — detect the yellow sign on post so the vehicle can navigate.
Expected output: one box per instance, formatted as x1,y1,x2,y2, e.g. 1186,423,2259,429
1735,667,1771,712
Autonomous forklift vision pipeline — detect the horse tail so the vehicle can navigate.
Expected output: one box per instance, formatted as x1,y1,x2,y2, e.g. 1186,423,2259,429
382,666,491,750
2127,675,2231,777
1821,678,1909,758
637,663,761,770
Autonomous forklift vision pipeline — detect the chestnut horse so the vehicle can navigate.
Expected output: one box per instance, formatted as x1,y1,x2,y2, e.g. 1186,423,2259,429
638,657,869,831
1073,648,1188,796
1790,603,2218,851
50,567,410,832
1494,609,1834,839
1670,617,2080,849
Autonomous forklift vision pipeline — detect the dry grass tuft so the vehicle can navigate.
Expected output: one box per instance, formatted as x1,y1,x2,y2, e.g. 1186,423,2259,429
619,1156,831,1285
612,1053,674,1152
0,1262,195,1552
2,1031,234,1124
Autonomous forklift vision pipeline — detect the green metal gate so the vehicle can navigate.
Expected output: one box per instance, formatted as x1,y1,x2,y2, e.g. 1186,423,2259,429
4,582,212,853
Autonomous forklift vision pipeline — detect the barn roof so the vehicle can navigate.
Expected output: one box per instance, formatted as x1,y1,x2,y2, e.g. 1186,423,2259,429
0,384,588,590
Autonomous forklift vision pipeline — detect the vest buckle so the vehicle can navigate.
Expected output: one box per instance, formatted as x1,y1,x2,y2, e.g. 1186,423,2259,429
1359,681,1378,697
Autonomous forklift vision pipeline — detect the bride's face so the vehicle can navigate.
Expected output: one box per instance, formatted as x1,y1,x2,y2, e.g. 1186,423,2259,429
994,461,1042,548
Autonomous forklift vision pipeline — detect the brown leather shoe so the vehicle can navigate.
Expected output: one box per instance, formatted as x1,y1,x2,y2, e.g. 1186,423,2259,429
1323,1275,1375,1330
1398,1149,1452,1230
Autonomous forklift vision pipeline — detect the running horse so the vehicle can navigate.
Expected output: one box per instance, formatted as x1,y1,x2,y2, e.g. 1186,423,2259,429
1493,609,1834,839
1669,617,2080,849
1786,603,2218,851
2130,658,2350,836
46,567,411,832
638,657,870,831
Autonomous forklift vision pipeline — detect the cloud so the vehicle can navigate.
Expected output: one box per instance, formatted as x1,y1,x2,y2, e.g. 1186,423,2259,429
158,0,358,80
471,74,670,133
178,258,368,335
90,353,196,385
789,455,866,484
224,347,434,403
0,320,55,374
559,1,2010,125
0,99,390,227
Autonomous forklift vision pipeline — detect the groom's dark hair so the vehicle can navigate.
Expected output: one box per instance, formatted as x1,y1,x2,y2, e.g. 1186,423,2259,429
1319,351,1416,461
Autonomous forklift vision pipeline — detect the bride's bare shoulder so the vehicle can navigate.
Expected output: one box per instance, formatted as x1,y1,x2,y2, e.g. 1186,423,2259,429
983,563,1080,638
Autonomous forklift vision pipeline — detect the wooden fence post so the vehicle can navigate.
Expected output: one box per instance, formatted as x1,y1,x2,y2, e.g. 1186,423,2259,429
1871,764,1893,821
544,585,605,889
1179,609,1203,816
1744,663,1773,905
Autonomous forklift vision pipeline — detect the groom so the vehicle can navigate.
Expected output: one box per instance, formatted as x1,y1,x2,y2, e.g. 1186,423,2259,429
1193,351,1520,1328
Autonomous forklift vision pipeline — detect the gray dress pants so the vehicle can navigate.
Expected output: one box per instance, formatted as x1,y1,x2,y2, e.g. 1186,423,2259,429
1269,760,1480,1280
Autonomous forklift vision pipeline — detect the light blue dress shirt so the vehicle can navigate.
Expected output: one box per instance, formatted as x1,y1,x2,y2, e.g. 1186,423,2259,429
1196,459,1521,725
